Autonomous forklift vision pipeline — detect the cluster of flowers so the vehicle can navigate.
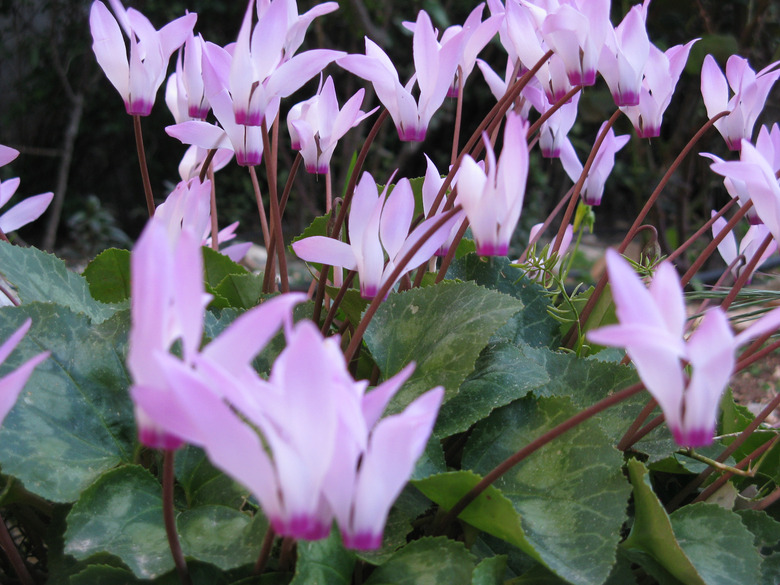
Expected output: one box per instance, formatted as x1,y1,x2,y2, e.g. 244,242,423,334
64,0,780,549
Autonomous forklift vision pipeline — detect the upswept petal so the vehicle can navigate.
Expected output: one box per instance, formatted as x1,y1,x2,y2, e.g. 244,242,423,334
0,192,53,233
0,146,19,168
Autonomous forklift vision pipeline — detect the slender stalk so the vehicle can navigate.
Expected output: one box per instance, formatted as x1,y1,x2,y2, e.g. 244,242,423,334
208,165,218,251
517,186,575,263
526,85,583,140
248,166,273,290
719,232,774,310
563,111,731,347
198,148,218,184
0,509,34,585
692,436,780,504
321,271,356,335
344,207,462,362
552,109,620,256
163,450,191,585
616,398,657,451
754,484,780,511
436,382,644,534
133,115,155,217
665,197,737,263
451,66,465,167
435,218,470,283
280,153,302,216
253,526,275,575
262,121,289,293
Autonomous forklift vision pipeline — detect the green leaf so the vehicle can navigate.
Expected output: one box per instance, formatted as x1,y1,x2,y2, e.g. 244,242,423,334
178,506,268,570
203,246,248,289
411,436,446,480
364,281,522,415
670,503,762,585
175,445,249,509
83,248,132,304
414,471,538,558
65,466,173,579
471,556,507,585
69,565,139,585
0,304,134,502
0,240,115,323
289,529,355,585
446,254,559,348
214,273,265,310
363,537,476,585
737,510,780,585
463,396,630,585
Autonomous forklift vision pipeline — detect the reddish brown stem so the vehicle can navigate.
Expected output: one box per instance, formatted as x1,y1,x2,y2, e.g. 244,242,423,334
163,450,191,585
133,115,155,217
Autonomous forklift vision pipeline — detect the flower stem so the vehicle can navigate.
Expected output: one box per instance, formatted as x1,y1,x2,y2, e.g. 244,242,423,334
163,450,191,585
526,85,583,139
616,398,658,451
718,232,774,310
552,109,620,256
253,525,275,575
563,110,732,348
345,206,462,362
133,115,155,217
248,166,273,291
0,509,34,585
435,382,644,534
262,120,289,293
208,165,218,251
451,66,465,167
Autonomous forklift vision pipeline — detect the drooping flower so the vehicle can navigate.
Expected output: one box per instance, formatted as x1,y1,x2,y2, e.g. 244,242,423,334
292,172,462,298
701,54,780,150
710,211,776,283
0,320,49,426
338,10,462,141
587,249,780,447
523,83,580,158
165,33,211,122
456,111,529,255
135,316,443,549
89,0,196,116
229,0,343,127
597,3,650,107
559,121,630,206
621,39,698,138
287,76,376,174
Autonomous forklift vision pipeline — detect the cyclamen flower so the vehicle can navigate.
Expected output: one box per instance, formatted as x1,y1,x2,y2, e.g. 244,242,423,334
165,33,210,122
559,122,630,206
701,54,780,150
523,83,580,158
621,39,698,138
89,0,196,116
338,10,462,141
293,172,462,298
598,3,650,107
588,250,780,447
135,316,443,549
287,76,376,174
0,320,49,427
229,0,343,127
457,112,529,255
0,147,53,235
711,211,776,283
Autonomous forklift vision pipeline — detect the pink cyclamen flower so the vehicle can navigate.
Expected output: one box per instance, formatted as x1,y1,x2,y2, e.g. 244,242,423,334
457,112,529,255
598,3,650,107
339,10,462,141
709,139,780,243
89,0,196,116
229,0,343,127
166,42,265,166
588,250,780,447
701,54,780,150
711,211,776,283
293,172,462,298
0,146,53,235
559,121,630,206
0,320,49,426
287,76,376,174
524,83,580,158
165,33,210,122
621,39,698,138
530,0,612,87
135,317,443,549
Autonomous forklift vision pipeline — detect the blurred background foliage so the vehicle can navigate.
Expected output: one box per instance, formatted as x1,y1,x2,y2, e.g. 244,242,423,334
0,0,778,267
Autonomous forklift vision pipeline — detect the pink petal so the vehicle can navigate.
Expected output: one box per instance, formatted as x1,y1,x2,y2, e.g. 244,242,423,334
0,192,54,233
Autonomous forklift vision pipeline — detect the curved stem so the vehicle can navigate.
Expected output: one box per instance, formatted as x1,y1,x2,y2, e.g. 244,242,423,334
0,509,34,585
253,525,276,575
719,232,773,310
451,66,465,167
344,206,462,362
133,115,155,217
436,382,644,534
163,450,191,585
526,85,583,140
262,121,289,293
616,398,657,451
435,218,470,283
553,109,620,256
321,270,356,335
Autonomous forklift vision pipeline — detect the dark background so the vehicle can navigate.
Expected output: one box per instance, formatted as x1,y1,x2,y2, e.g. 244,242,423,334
0,0,778,269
